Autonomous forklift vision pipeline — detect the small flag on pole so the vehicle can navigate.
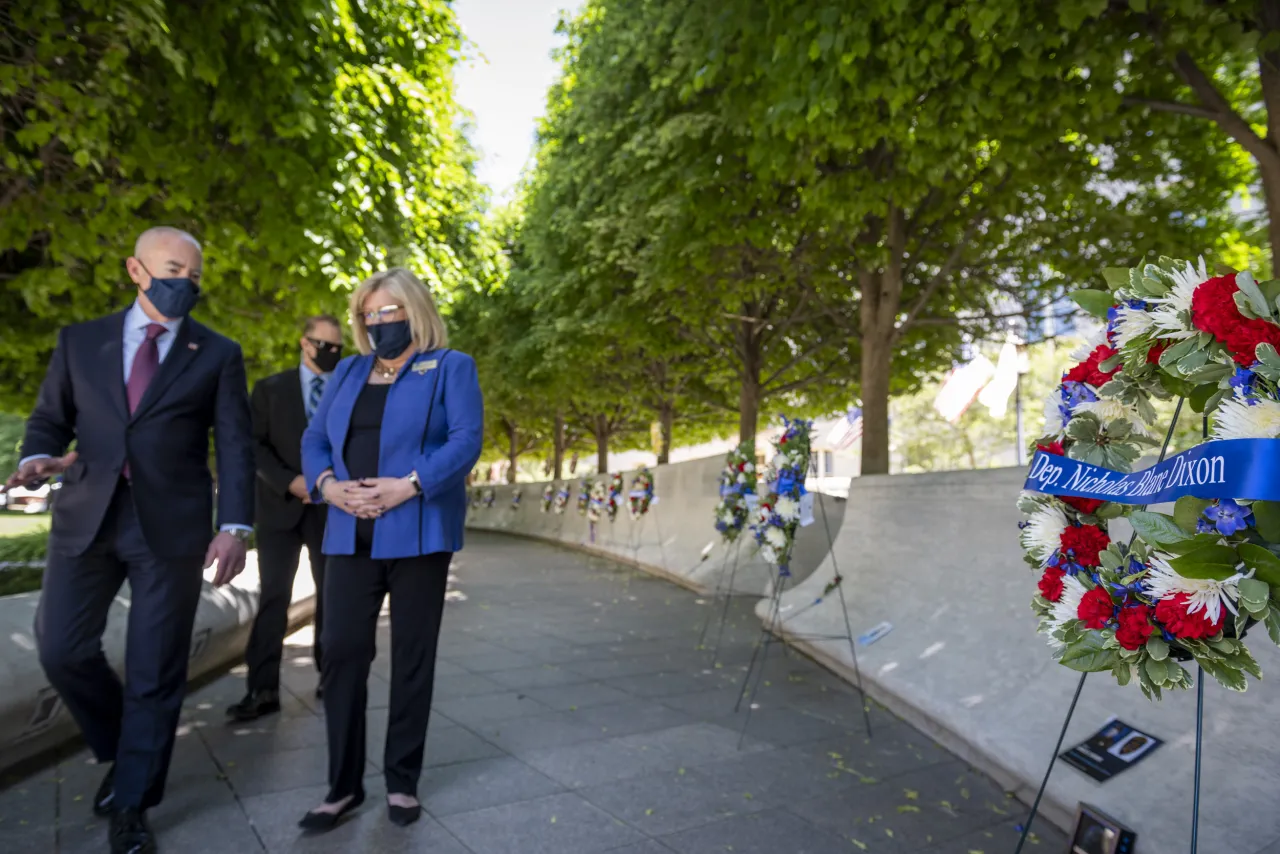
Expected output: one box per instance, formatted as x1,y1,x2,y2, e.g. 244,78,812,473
825,407,863,450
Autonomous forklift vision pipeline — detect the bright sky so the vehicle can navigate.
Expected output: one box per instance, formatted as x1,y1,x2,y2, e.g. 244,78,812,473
453,0,583,201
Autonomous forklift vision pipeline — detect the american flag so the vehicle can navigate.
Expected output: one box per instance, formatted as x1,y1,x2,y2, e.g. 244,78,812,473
825,407,863,450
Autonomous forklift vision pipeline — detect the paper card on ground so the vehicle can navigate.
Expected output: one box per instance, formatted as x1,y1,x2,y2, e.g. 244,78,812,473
857,621,893,646
1060,718,1162,782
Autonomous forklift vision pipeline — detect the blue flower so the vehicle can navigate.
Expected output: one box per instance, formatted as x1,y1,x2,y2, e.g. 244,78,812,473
1196,518,1215,535
1203,499,1253,536
1058,381,1098,423
1229,367,1257,402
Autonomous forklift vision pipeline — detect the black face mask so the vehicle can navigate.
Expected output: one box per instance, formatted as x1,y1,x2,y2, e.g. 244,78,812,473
139,263,200,318
368,320,412,360
307,339,343,373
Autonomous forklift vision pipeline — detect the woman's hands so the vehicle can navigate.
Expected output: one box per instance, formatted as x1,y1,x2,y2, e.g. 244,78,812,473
320,474,418,519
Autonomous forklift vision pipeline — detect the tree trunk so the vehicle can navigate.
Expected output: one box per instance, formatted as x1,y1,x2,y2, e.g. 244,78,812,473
658,400,675,464
595,414,610,473
738,315,762,443
1260,1,1280,261
1260,165,1280,264
552,413,565,480
858,207,906,475
505,419,520,483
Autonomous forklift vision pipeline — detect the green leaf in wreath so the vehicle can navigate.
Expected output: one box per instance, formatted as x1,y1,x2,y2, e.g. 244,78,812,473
1199,658,1248,692
1266,608,1280,646
1101,268,1131,290
1159,337,1198,369
1128,510,1191,546
1237,576,1271,614
1144,655,1172,684
1237,543,1280,588
1167,543,1242,581
1145,636,1170,661
1256,343,1280,371
1173,496,1212,533
1069,289,1115,319
1252,501,1280,542
1111,660,1132,687
1059,634,1120,673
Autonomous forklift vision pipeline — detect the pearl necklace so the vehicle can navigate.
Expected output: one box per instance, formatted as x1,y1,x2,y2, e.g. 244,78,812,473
375,360,398,379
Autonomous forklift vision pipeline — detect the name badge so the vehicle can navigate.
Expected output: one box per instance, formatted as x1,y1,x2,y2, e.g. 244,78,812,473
411,359,438,375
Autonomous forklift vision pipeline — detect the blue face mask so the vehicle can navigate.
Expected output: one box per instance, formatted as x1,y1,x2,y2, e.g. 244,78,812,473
367,320,413,359
139,263,200,318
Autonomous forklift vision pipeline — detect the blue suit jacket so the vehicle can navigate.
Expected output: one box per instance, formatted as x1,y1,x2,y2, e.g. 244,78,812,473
301,348,483,558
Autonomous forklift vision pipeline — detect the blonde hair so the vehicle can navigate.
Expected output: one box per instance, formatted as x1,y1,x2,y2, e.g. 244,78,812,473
348,268,448,356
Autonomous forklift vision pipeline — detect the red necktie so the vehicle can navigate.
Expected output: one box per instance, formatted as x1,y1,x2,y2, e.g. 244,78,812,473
123,323,166,479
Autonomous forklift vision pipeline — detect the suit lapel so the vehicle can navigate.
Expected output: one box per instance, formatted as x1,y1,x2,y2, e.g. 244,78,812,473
281,370,307,436
132,320,203,421
99,311,129,422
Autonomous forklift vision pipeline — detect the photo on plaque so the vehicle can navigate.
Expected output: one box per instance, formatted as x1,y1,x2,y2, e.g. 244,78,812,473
1069,803,1137,854
1059,717,1163,782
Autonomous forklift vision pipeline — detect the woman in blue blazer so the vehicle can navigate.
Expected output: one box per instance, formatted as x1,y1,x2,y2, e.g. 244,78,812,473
299,268,483,830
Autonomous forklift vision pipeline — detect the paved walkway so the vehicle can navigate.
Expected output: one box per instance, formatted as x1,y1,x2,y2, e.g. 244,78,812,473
0,532,1065,853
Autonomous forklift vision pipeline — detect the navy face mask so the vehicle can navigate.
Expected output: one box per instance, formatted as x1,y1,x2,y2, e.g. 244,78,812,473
367,320,413,360
139,263,200,318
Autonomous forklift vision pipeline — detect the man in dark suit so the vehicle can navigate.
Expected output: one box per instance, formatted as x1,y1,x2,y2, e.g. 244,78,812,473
3,227,254,854
226,315,343,721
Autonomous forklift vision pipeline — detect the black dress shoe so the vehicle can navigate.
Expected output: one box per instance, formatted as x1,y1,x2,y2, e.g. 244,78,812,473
110,807,156,854
388,801,421,826
93,764,116,817
226,689,281,722
298,793,365,832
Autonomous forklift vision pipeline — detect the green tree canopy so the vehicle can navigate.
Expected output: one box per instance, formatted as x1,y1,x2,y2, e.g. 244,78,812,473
1,0,498,410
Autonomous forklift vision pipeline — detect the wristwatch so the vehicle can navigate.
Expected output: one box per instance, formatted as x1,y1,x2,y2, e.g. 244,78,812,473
227,528,252,544
407,471,423,494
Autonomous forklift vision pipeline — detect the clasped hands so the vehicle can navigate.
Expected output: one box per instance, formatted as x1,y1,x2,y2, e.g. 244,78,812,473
320,473,417,519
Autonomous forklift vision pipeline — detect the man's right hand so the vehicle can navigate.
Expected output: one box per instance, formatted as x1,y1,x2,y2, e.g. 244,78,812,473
3,452,78,492
288,474,311,503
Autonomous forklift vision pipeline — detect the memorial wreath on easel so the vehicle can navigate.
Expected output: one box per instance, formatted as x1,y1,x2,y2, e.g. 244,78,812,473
628,467,654,519
751,418,811,577
714,441,756,543
606,472,624,522
1020,257,1280,697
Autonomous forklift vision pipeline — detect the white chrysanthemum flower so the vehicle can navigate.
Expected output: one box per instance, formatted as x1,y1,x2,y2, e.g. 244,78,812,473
1070,327,1110,362
1042,389,1068,436
1111,303,1157,349
737,473,746,484
1044,575,1088,648
1073,398,1151,436
774,496,799,520
744,463,755,472
1211,396,1280,440
1145,553,1245,625
764,526,788,548
1149,257,1209,340
719,511,735,526
760,545,777,565
1021,504,1068,562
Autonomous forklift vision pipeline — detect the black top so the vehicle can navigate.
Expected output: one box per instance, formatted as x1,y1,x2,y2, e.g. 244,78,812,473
343,382,390,551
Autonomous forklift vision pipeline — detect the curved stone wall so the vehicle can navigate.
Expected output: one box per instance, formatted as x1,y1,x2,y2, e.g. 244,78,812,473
0,550,315,774
463,456,847,596
765,467,1280,853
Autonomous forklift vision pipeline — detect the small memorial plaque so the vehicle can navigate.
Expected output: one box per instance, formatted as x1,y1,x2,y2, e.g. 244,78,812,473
1060,717,1162,782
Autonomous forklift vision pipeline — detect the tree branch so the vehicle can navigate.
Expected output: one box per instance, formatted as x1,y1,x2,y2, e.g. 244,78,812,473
1171,50,1280,173
1121,95,1220,121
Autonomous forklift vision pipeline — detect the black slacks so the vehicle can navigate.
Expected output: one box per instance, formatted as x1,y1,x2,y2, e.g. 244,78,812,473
245,505,326,692
35,482,204,810
322,551,451,801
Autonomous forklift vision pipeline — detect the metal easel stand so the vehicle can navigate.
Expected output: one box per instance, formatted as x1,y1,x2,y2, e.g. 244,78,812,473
731,491,871,748
1013,398,1185,854
697,536,744,659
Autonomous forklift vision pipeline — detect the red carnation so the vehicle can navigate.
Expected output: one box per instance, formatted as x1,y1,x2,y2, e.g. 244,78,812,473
1146,341,1170,364
1190,273,1280,366
1115,604,1155,650
1059,524,1110,568
1077,586,1115,630
1062,345,1121,387
1037,441,1065,456
1038,567,1066,603
1061,496,1105,515
1154,594,1224,640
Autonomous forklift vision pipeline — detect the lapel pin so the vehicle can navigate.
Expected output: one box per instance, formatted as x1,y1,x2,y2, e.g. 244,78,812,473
412,359,437,374
188,342,199,350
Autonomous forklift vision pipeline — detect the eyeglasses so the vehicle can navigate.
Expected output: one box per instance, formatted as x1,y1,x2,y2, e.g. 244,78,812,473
362,305,404,325
306,338,342,353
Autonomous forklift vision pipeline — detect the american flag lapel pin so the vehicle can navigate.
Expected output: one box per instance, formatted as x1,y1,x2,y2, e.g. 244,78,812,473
188,342,199,350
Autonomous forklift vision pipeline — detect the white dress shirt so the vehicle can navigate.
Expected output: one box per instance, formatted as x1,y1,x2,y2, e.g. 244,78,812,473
22,301,250,535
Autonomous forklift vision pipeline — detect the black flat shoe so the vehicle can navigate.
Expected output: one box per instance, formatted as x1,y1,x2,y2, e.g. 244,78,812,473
109,807,156,854
388,802,421,826
298,793,365,832
94,764,116,817
226,689,281,722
